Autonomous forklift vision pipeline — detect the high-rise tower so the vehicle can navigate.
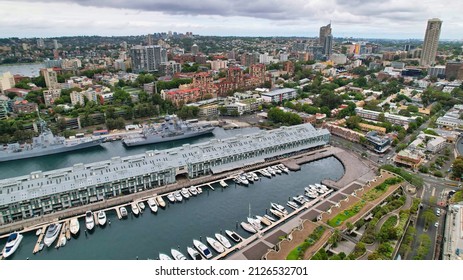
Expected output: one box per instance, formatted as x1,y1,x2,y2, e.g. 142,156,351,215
319,23,333,57
420,18,442,66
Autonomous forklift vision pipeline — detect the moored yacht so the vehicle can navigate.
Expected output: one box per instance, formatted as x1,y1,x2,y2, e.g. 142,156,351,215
187,246,204,260
174,191,183,202
188,186,198,196
69,218,80,235
287,201,300,210
270,209,285,219
181,188,190,199
85,211,95,231
159,253,172,260
264,214,276,222
97,210,107,226
271,202,288,215
250,172,259,181
43,223,62,247
255,215,272,226
271,165,282,174
131,202,139,215
293,195,308,205
2,232,23,258
156,196,166,208
196,186,203,194
206,236,225,253
240,222,257,233
247,217,263,230
266,167,276,176
215,233,232,249
167,193,176,203
138,201,145,211
245,173,254,183
171,248,187,260
259,169,271,178
120,206,128,218
193,239,213,259
147,198,158,213
277,164,289,173
225,230,242,243
219,180,228,188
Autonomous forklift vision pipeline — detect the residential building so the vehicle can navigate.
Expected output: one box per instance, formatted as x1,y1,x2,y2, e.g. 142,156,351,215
210,60,228,71
394,149,423,169
12,100,38,114
330,54,347,65
365,131,391,153
426,136,447,153
160,88,201,107
43,89,62,106
428,65,446,78
40,68,59,89
436,116,463,129
261,88,297,103
445,61,463,81
159,61,182,76
191,44,199,55
0,72,15,94
355,108,416,126
420,18,442,66
0,95,8,119
129,45,167,73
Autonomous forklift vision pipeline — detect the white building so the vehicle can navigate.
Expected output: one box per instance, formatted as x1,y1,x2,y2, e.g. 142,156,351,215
330,54,347,65
0,72,15,94
210,60,227,71
43,89,62,106
426,136,446,153
261,88,297,103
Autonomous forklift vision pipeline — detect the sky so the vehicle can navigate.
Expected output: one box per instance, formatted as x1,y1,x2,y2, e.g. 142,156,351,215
0,0,462,39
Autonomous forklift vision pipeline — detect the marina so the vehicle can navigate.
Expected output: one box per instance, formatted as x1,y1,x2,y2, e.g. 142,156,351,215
0,156,344,259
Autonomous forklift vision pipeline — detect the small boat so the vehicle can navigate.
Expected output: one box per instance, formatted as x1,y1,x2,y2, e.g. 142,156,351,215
181,188,190,199
270,209,285,219
305,191,318,199
215,233,232,249
247,217,263,230
225,230,242,243
85,211,95,231
131,202,139,215
138,201,145,211
159,253,173,260
120,206,128,218
193,239,213,259
277,164,289,173
287,201,299,210
259,169,271,178
315,186,325,194
174,191,183,202
266,167,276,176
293,195,308,205
59,236,67,247
167,193,176,203
189,186,198,196
171,248,187,260
256,215,272,226
156,196,166,208
97,210,107,226
245,173,254,183
219,180,228,188
272,166,282,174
250,172,259,181
239,174,249,185
43,223,62,247
2,232,23,258
196,186,203,194
147,198,158,213
70,218,80,235
264,214,276,222
206,236,225,253
187,246,204,260
271,202,288,215
241,222,257,233
35,229,42,236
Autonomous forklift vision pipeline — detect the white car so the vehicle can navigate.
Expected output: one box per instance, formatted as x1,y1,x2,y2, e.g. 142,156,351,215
435,222,439,228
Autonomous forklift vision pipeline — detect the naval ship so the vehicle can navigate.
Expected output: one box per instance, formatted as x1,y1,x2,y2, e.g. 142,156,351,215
122,115,215,147
0,116,103,162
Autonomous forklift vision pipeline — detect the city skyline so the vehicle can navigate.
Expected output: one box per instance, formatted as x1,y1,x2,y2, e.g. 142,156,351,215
1,0,463,39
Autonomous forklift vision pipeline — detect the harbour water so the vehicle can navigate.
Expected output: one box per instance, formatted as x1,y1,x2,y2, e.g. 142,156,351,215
0,127,261,179
0,62,45,77
2,156,344,260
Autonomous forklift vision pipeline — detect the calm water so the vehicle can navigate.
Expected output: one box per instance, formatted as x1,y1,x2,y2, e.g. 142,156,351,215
0,62,45,77
3,156,344,260
0,127,261,179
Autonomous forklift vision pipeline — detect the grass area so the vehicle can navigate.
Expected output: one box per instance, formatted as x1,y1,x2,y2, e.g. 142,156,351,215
327,200,366,227
347,242,367,260
286,226,325,260
451,190,463,203
381,216,398,232
380,165,423,188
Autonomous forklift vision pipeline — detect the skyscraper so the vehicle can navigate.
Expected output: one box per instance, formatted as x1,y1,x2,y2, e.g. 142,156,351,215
420,18,442,66
40,68,58,89
319,23,333,57
129,45,167,73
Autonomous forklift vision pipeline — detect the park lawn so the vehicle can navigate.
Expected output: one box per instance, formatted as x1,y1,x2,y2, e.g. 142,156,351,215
286,226,325,260
327,200,366,227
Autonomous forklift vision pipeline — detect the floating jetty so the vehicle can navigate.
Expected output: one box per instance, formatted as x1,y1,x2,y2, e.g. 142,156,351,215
32,225,47,254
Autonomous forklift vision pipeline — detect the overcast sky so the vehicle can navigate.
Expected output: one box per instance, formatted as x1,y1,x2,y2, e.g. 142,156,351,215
1,0,462,39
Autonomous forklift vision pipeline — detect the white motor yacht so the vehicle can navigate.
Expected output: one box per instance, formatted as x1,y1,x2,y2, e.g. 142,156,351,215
196,186,203,194
219,180,228,188
120,206,128,218
193,239,213,259
271,202,288,215
264,214,276,222
187,246,204,260
156,196,166,208
266,167,276,176
225,230,242,243
259,169,271,178
85,211,95,231
250,172,259,181
174,191,183,202
189,186,198,196
147,198,158,213
43,223,62,247
287,201,299,210
256,215,272,226
206,236,225,253
272,166,282,174
293,195,308,205
245,173,254,183
305,191,318,199
159,253,172,260
239,174,249,185
97,211,107,226
167,193,176,203
240,222,257,233
270,209,284,219
181,188,190,199
215,233,232,249
138,201,145,211
277,164,289,173
69,218,80,235
247,217,263,230
171,248,187,260
131,202,140,215
2,232,23,258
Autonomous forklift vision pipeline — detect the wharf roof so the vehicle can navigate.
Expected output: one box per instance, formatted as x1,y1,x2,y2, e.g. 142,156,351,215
0,123,330,207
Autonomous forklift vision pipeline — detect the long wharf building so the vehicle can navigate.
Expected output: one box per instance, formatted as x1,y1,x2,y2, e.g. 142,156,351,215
0,124,330,224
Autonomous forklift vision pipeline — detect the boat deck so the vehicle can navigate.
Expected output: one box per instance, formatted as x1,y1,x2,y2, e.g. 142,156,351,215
32,225,47,254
